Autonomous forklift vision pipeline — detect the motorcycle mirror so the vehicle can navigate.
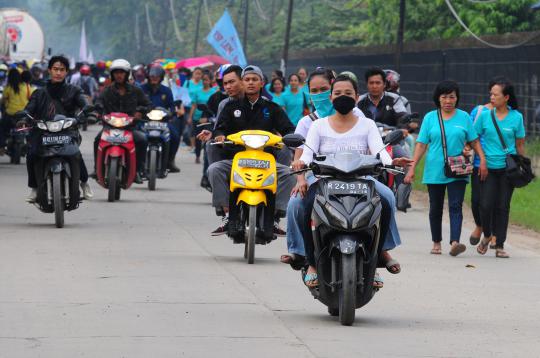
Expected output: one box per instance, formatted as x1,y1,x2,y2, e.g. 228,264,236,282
282,133,305,148
384,129,405,146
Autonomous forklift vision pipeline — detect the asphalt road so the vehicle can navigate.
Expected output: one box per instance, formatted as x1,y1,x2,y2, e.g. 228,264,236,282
1,126,539,357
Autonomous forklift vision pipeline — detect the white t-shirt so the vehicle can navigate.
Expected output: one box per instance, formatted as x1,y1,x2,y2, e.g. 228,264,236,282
300,115,392,165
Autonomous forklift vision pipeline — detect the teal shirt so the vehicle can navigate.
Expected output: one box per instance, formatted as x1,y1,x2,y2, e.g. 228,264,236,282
473,108,525,169
282,90,306,125
271,92,286,107
183,79,204,108
417,109,478,184
192,87,217,122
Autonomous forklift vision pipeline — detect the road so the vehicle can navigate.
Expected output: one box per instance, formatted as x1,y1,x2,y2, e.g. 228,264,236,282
1,126,539,358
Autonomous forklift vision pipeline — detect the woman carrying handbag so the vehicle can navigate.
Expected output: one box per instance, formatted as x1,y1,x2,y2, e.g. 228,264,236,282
474,77,527,258
405,81,488,256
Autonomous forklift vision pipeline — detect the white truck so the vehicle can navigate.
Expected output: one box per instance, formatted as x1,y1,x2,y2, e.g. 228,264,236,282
0,8,45,62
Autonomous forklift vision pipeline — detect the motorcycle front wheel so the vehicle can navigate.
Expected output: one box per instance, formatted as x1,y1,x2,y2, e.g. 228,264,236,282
52,172,64,228
148,149,157,191
245,205,257,264
339,253,358,326
107,157,119,202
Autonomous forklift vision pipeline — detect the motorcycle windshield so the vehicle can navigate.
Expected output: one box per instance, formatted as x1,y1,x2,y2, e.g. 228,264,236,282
315,152,381,174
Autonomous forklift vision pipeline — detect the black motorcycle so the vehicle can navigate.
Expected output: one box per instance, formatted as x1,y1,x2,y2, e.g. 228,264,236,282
18,106,93,228
142,108,171,191
6,123,30,164
283,130,404,326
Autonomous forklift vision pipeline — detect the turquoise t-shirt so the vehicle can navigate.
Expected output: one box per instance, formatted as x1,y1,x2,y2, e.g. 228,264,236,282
469,105,490,168
473,108,525,169
282,90,306,125
417,109,478,184
192,87,217,122
271,92,286,107
183,79,204,108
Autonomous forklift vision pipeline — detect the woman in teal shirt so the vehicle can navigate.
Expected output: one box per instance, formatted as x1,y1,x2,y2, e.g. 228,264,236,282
269,77,286,107
189,71,217,163
405,81,487,256
282,74,307,126
474,77,526,258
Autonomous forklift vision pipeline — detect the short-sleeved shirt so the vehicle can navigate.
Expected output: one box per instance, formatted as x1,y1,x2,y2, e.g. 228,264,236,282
271,92,285,107
192,87,217,122
4,83,33,115
282,90,306,126
469,105,490,168
417,109,478,184
474,108,525,169
183,79,203,108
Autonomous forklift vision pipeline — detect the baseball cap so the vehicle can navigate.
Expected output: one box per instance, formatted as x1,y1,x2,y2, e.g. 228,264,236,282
241,65,264,80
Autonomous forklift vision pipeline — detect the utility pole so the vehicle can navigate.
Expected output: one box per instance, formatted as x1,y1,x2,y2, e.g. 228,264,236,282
193,0,203,57
394,0,406,71
243,0,249,59
282,0,294,75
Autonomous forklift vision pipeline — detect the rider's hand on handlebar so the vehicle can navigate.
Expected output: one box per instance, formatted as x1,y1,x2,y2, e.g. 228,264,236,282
291,160,306,172
213,135,226,144
392,157,414,168
197,130,213,142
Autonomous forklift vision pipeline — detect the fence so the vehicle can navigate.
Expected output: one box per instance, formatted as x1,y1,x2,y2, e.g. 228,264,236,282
261,34,540,136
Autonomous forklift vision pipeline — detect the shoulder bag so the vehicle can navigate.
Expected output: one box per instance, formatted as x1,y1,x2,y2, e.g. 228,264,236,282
437,109,473,178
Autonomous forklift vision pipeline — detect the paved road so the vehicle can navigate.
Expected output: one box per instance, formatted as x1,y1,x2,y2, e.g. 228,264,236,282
1,127,539,357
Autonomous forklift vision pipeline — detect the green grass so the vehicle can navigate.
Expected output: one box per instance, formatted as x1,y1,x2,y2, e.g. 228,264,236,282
412,140,540,232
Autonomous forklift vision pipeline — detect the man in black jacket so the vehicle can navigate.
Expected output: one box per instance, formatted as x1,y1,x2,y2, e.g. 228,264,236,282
23,55,94,202
93,59,151,183
200,65,296,239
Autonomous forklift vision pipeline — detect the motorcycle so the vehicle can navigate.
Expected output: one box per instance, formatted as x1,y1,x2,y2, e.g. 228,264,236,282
95,112,137,202
6,122,30,164
17,106,93,228
283,130,405,325
142,108,170,191
212,130,283,264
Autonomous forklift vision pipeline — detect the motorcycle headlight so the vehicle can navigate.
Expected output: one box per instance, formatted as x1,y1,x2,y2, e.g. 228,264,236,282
47,120,64,132
233,171,246,186
63,119,74,129
261,173,275,187
241,134,269,149
37,122,47,130
323,202,348,229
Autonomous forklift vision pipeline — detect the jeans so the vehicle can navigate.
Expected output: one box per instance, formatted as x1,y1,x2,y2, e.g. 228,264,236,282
292,177,400,267
427,181,467,243
168,116,183,163
480,169,514,248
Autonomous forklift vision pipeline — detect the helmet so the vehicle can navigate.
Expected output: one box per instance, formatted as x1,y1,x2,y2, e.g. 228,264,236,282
339,71,358,84
110,59,131,73
217,64,232,80
106,60,112,69
96,60,106,69
0,63,8,72
80,64,91,75
383,69,400,92
148,65,165,81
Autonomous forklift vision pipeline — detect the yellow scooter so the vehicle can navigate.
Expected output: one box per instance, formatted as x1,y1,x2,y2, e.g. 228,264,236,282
225,130,283,264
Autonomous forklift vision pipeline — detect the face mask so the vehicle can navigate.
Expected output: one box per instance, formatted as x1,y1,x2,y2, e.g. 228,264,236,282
310,90,335,117
332,95,356,115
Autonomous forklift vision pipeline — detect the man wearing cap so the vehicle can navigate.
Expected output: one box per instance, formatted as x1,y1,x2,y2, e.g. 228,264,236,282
202,65,296,240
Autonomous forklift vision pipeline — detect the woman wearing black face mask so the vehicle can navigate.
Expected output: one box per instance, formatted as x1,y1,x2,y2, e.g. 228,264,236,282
291,75,412,289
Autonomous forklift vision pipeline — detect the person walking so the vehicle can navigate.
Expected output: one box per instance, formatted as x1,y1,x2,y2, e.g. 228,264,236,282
474,77,526,258
405,80,487,256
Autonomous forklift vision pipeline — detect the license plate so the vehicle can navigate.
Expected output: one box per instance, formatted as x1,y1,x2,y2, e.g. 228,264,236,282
42,135,71,145
238,159,271,169
144,122,168,130
105,136,129,144
327,181,369,195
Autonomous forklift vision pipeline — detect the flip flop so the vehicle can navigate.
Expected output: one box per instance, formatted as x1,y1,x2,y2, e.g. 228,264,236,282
469,235,481,246
449,243,467,257
495,249,510,258
430,248,442,255
477,237,490,255
280,254,296,264
280,253,306,271
384,259,401,274
373,272,384,289
303,272,319,288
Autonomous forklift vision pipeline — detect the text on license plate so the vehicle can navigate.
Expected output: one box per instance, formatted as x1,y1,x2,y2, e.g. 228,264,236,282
106,136,129,143
238,159,271,169
327,181,369,195
42,135,71,145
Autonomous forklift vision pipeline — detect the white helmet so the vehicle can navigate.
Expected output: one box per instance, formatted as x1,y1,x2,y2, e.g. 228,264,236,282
110,59,131,73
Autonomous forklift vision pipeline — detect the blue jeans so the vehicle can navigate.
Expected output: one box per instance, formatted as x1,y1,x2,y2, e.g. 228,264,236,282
427,181,467,243
286,177,401,260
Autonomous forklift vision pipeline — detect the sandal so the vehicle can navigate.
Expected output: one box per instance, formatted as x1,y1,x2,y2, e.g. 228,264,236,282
449,242,466,257
303,272,319,288
373,272,384,289
495,249,510,258
384,258,401,274
280,253,306,271
477,237,490,255
430,247,442,255
469,235,481,246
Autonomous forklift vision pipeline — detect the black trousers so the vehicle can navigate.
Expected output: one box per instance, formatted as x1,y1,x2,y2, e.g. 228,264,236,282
480,169,514,248
93,129,148,172
470,167,482,227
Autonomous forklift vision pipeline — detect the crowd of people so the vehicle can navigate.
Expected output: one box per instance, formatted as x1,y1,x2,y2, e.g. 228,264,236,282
0,54,530,290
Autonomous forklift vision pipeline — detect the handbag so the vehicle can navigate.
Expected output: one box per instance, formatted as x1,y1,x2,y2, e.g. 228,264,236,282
437,110,474,178
490,110,535,188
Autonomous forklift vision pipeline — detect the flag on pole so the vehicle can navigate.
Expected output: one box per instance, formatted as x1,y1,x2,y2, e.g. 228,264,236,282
79,21,88,62
206,10,247,67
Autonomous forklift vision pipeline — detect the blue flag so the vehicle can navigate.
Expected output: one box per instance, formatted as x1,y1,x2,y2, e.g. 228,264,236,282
206,10,247,67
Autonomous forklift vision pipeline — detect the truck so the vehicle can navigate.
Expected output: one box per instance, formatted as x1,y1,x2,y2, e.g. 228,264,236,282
0,8,45,62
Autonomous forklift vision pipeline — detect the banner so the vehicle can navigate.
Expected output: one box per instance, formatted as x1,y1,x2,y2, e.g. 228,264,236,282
206,10,247,67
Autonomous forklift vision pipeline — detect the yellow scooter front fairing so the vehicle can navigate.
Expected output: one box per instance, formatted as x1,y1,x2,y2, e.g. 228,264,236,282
228,130,283,206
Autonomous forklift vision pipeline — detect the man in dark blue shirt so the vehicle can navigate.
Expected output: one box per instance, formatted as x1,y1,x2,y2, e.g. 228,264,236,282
141,66,180,173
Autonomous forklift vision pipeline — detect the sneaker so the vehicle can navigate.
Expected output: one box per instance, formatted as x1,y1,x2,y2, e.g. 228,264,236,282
168,161,180,173
80,182,94,200
211,216,229,236
134,172,143,184
273,223,286,237
26,188,37,203
200,175,212,192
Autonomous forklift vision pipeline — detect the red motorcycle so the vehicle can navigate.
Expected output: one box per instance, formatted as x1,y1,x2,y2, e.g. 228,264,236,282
96,112,137,202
